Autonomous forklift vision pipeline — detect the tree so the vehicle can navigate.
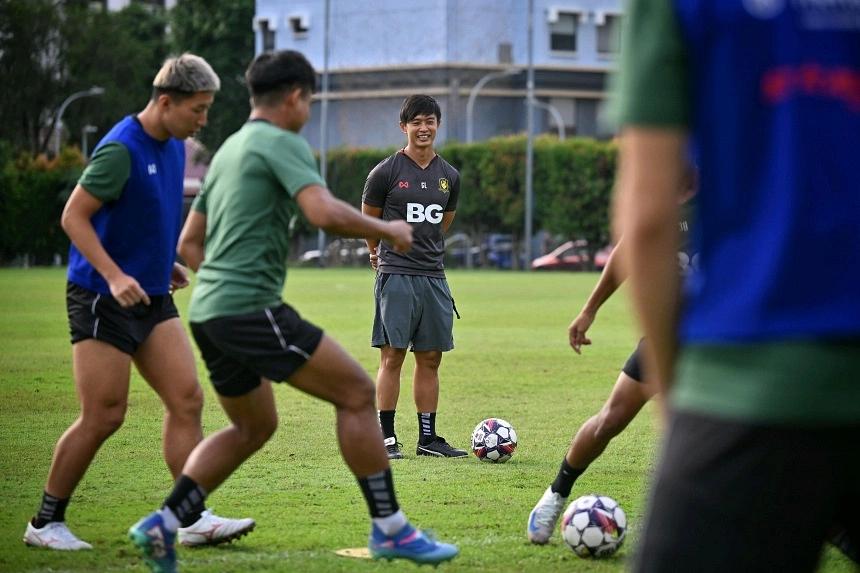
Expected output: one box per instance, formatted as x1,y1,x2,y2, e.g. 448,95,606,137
60,2,169,153
0,0,65,154
0,0,168,155
170,0,255,151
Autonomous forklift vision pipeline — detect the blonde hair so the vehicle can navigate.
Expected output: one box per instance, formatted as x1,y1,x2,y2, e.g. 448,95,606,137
152,53,220,98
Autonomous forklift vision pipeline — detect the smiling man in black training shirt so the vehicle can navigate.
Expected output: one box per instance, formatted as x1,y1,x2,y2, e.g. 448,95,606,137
362,94,467,459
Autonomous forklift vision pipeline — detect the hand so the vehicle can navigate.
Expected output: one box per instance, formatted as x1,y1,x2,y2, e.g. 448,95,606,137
170,262,190,293
568,311,595,354
386,220,413,253
107,273,151,308
369,248,379,271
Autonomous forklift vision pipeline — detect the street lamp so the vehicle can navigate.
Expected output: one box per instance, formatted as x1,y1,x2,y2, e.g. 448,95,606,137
530,97,566,141
81,125,98,159
524,0,535,270
54,86,105,157
465,68,520,143
317,0,331,267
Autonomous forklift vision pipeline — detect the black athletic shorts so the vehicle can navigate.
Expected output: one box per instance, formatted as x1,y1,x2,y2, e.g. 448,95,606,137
633,411,860,573
67,281,179,355
190,303,324,397
621,338,645,382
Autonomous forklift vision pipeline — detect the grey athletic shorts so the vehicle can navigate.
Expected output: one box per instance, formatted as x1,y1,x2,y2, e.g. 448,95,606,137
372,273,455,352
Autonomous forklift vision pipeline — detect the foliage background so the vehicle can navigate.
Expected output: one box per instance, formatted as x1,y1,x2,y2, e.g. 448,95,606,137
0,0,252,156
0,136,616,264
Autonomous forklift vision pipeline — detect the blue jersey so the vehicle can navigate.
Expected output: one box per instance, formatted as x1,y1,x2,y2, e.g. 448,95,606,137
673,1,860,342
67,116,185,295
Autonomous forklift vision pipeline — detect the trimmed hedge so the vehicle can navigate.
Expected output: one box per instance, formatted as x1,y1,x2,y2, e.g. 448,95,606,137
0,136,617,265
0,145,84,264
322,135,618,254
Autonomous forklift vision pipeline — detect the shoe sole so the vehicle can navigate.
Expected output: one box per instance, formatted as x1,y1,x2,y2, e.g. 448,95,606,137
527,511,560,545
415,447,468,458
371,548,459,565
128,529,175,573
23,540,90,551
527,532,552,545
179,522,256,547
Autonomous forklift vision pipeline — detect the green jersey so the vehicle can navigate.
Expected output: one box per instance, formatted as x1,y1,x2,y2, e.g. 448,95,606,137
188,120,326,323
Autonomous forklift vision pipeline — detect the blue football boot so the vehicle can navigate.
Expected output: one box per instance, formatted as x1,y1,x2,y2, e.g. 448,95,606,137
128,511,177,573
369,522,459,565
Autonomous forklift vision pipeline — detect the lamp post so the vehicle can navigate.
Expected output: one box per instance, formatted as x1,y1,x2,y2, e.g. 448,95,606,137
316,0,331,267
529,97,566,140
53,86,105,157
524,0,535,270
465,68,520,143
81,125,98,159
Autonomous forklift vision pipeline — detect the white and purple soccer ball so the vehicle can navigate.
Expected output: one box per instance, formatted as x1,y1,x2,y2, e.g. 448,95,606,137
471,418,517,463
561,494,627,558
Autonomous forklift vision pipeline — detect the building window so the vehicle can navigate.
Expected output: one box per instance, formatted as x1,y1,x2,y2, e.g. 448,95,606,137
289,13,310,38
259,19,276,51
498,42,513,64
597,14,622,55
549,12,578,52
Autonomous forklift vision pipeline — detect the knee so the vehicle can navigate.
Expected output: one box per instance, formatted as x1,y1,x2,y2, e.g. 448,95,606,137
340,374,377,412
165,382,204,420
415,352,442,372
82,402,127,439
593,408,630,441
235,413,278,452
380,350,407,371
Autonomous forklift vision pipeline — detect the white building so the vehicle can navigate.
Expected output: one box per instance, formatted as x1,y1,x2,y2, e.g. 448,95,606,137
256,0,623,148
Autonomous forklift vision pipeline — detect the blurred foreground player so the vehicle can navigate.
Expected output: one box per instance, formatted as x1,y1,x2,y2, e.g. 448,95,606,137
613,1,860,570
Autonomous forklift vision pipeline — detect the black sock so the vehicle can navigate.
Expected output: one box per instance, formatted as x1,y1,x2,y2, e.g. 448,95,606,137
550,458,586,498
163,475,208,527
32,491,70,528
357,469,400,518
418,412,436,444
379,410,396,439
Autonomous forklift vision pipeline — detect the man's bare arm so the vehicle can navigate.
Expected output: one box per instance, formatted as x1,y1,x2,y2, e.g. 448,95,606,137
614,127,687,390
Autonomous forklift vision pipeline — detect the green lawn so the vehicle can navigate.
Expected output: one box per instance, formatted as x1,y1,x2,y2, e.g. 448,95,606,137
0,268,852,572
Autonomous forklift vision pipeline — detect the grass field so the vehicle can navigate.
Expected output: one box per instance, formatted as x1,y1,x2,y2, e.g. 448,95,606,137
0,268,852,572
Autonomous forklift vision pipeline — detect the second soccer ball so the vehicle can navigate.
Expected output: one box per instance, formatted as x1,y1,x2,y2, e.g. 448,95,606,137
561,494,626,558
471,418,517,463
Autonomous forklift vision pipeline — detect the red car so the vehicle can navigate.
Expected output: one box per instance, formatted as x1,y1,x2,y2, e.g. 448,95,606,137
531,240,589,271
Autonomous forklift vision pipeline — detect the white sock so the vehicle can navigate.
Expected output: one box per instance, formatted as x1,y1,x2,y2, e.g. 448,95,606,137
158,507,180,532
373,510,407,536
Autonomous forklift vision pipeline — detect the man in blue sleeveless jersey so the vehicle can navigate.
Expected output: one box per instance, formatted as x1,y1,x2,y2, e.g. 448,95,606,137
613,1,860,570
25,54,254,551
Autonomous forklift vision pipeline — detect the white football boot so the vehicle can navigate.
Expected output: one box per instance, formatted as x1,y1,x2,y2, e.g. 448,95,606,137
177,510,256,547
527,487,568,544
23,521,93,550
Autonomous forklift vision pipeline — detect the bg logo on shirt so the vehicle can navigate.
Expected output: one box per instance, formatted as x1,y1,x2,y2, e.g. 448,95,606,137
407,203,443,224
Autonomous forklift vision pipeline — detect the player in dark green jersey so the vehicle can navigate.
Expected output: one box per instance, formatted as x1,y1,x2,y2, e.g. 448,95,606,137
128,52,458,573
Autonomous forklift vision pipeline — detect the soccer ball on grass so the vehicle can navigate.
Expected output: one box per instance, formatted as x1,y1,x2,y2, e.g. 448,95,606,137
470,418,517,463
561,494,626,558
